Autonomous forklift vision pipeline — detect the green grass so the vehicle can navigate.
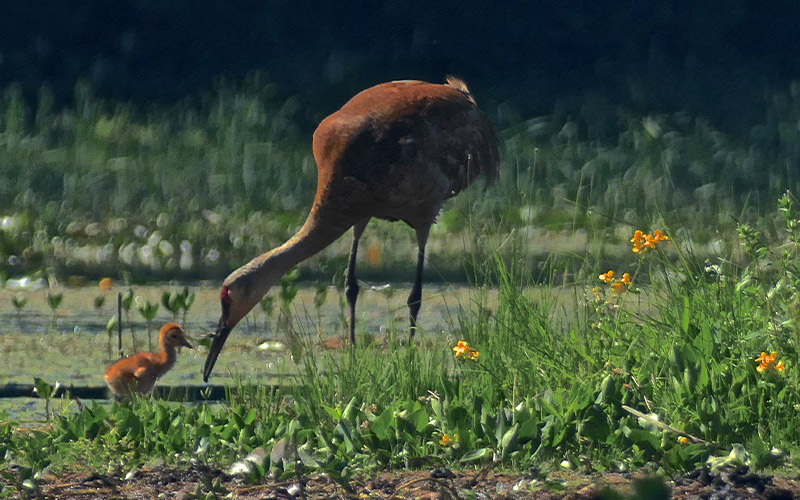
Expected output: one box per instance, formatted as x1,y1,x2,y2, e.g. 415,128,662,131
3,195,800,497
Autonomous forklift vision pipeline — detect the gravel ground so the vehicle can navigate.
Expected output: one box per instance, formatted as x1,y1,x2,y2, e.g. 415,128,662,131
24,464,800,499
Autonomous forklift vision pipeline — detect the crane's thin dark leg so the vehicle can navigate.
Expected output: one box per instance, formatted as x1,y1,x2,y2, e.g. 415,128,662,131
408,226,430,340
346,220,368,344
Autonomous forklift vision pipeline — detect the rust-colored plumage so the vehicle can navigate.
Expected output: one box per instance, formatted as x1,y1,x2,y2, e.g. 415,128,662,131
203,77,500,382
105,322,193,397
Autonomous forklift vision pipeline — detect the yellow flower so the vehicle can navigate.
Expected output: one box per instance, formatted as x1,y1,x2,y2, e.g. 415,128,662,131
599,270,614,282
620,273,632,286
775,360,785,372
468,349,480,361
440,434,452,446
678,436,688,445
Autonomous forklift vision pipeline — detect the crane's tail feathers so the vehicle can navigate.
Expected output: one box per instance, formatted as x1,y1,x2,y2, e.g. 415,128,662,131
444,76,500,187
445,75,476,104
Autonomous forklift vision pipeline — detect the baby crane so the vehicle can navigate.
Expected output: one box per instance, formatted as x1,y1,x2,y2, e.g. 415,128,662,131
105,322,193,397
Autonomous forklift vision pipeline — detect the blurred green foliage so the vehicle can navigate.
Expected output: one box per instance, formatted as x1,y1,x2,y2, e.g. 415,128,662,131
1,76,800,282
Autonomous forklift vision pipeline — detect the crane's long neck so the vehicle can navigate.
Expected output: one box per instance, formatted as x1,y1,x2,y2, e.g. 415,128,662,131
229,208,357,304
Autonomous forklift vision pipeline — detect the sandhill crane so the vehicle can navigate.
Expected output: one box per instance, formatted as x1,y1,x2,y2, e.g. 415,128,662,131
105,322,193,396
203,77,499,382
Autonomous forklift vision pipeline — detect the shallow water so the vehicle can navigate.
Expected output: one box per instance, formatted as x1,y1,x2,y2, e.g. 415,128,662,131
0,283,480,405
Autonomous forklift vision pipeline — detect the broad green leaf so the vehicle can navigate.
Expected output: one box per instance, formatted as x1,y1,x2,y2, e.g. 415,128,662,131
460,447,492,463
500,423,519,459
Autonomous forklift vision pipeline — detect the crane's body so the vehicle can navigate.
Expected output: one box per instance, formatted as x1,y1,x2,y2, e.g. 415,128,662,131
203,78,499,382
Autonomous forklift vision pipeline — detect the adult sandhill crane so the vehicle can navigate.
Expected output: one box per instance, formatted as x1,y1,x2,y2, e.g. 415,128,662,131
203,77,499,382
105,322,193,397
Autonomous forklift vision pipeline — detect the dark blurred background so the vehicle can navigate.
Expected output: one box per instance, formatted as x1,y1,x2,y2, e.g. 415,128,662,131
3,0,800,135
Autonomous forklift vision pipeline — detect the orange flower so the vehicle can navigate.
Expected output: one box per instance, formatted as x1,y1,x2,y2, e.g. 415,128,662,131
630,230,646,253
599,270,614,283
755,351,784,373
440,434,452,446
365,242,381,268
453,340,479,360
98,277,114,292
453,341,470,358
620,273,632,286
631,229,670,253
755,351,776,365
611,282,626,294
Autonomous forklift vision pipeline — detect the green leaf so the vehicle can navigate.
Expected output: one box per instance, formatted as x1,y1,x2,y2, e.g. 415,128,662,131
47,291,63,310
622,426,660,449
296,444,322,467
693,323,713,358
334,422,354,453
371,408,393,441
341,396,358,423
681,295,691,335
517,413,540,442
500,423,519,459
322,405,341,421
408,407,430,434
33,377,54,400
431,397,443,421
459,447,493,463
595,375,616,405
121,289,135,309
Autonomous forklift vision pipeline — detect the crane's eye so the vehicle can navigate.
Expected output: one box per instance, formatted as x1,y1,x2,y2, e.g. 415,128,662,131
220,286,231,306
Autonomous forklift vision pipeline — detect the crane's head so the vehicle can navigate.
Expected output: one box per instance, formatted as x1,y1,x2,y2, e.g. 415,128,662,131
203,269,273,382
204,285,240,382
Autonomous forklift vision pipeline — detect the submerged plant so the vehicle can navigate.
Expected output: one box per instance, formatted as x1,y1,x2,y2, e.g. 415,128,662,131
12,293,27,325
135,296,160,350
46,291,63,325
161,290,183,321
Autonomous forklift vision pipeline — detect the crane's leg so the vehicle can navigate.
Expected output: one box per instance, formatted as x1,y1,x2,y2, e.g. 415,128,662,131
346,220,369,344
408,224,431,340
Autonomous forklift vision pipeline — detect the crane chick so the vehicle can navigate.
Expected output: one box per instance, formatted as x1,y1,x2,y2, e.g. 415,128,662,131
105,322,193,397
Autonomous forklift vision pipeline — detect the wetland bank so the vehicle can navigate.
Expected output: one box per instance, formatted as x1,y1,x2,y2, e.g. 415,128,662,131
5,4,800,496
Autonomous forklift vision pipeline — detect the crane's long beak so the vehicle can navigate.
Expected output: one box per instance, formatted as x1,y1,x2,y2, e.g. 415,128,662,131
203,324,231,382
